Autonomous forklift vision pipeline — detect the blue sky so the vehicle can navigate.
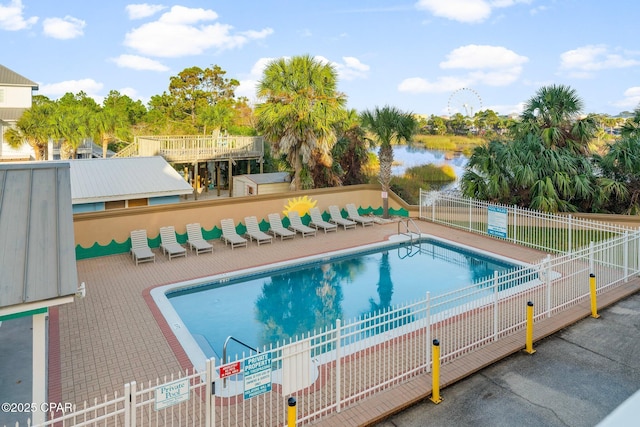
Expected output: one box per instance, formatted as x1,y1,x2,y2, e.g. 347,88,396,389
2,0,639,116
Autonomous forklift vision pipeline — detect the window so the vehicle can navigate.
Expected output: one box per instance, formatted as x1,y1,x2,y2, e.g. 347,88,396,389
104,200,126,210
127,198,148,208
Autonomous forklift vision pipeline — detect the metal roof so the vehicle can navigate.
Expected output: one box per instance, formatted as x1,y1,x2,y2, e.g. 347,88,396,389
0,107,27,121
69,156,193,204
0,162,78,310
0,64,38,88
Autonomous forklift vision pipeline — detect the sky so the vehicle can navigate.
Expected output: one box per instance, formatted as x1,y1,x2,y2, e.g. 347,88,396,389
1,0,639,117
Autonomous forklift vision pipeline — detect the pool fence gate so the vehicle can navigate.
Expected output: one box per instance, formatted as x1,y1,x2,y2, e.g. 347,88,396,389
7,192,640,427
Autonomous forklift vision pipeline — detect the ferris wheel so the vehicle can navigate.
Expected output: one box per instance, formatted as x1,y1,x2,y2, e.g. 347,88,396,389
447,88,483,117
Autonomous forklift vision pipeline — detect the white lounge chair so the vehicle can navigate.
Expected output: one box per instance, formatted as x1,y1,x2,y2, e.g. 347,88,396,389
130,229,155,265
220,218,248,249
267,213,296,240
244,216,273,245
288,211,317,238
328,205,357,230
160,226,187,260
346,203,375,227
186,223,213,255
309,207,337,233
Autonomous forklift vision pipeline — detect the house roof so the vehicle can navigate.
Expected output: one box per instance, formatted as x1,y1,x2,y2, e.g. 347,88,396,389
69,156,193,204
0,64,38,88
0,107,27,122
0,162,78,311
239,172,290,185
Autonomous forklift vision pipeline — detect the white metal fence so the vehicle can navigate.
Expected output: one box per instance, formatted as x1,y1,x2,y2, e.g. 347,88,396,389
9,196,640,427
419,190,635,253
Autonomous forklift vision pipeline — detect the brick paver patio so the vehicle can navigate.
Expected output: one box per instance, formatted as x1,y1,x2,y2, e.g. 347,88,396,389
49,220,640,426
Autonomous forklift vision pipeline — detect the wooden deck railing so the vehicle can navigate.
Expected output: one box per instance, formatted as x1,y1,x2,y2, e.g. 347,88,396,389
114,134,264,162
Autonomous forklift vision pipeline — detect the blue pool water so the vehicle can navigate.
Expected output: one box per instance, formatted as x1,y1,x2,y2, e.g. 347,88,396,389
166,238,521,360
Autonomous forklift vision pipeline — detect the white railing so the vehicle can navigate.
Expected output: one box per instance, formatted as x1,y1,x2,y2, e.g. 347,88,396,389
8,205,640,427
419,190,635,253
114,135,265,162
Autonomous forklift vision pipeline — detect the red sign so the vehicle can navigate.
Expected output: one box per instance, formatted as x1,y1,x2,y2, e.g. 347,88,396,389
219,362,241,379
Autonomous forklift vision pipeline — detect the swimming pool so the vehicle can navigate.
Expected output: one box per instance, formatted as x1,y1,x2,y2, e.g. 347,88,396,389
152,235,530,371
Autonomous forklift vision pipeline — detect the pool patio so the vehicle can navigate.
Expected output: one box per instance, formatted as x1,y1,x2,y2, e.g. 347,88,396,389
50,220,640,426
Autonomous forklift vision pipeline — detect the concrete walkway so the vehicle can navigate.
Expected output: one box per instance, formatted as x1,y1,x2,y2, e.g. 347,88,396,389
368,291,640,427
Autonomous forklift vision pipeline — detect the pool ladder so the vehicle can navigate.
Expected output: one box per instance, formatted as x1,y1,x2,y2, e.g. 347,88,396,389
397,217,421,243
222,335,259,365
397,218,423,258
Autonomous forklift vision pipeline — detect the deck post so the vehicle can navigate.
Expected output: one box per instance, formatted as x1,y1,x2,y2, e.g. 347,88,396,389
216,162,221,196
228,159,233,197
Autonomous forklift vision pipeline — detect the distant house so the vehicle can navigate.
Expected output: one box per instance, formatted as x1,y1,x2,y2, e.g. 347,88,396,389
70,157,194,213
0,64,38,161
232,172,291,197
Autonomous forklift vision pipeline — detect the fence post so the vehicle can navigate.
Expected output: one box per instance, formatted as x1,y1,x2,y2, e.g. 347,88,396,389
130,381,137,427
512,205,517,244
568,214,573,253
429,339,442,404
287,397,297,427
545,255,552,318
124,382,131,427
624,231,629,282
335,319,342,413
525,302,536,354
425,292,431,372
205,358,213,427
590,274,600,319
493,271,499,340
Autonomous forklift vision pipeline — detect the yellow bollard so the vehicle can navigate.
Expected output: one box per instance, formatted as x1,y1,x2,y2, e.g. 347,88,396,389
287,397,297,427
430,339,442,404
525,301,536,354
590,274,600,319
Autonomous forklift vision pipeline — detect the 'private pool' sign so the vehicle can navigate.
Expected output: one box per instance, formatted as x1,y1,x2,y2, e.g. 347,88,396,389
155,378,190,410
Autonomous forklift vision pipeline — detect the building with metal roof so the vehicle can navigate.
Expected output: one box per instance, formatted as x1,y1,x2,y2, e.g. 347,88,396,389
69,156,194,213
0,161,79,424
0,65,39,161
232,171,291,196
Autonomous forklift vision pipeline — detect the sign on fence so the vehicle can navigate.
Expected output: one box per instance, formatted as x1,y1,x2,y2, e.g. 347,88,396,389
155,378,190,410
219,361,241,379
243,353,272,399
488,206,508,238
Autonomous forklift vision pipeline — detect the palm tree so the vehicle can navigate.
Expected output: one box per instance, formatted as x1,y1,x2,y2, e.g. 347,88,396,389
91,108,130,158
4,95,56,160
620,106,640,138
512,84,596,154
360,106,417,218
462,85,606,213
255,55,347,190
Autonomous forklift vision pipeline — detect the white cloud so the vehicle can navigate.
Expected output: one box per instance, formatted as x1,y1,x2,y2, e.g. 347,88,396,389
235,57,277,102
441,45,528,70
42,16,85,39
613,87,640,110
110,54,169,71
415,0,491,23
415,0,531,23
236,55,369,101
398,76,471,94
123,5,273,57
560,45,640,78
399,44,526,96
118,87,139,99
39,78,104,99
335,56,370,81
0,0,37,30
125,3,167,20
